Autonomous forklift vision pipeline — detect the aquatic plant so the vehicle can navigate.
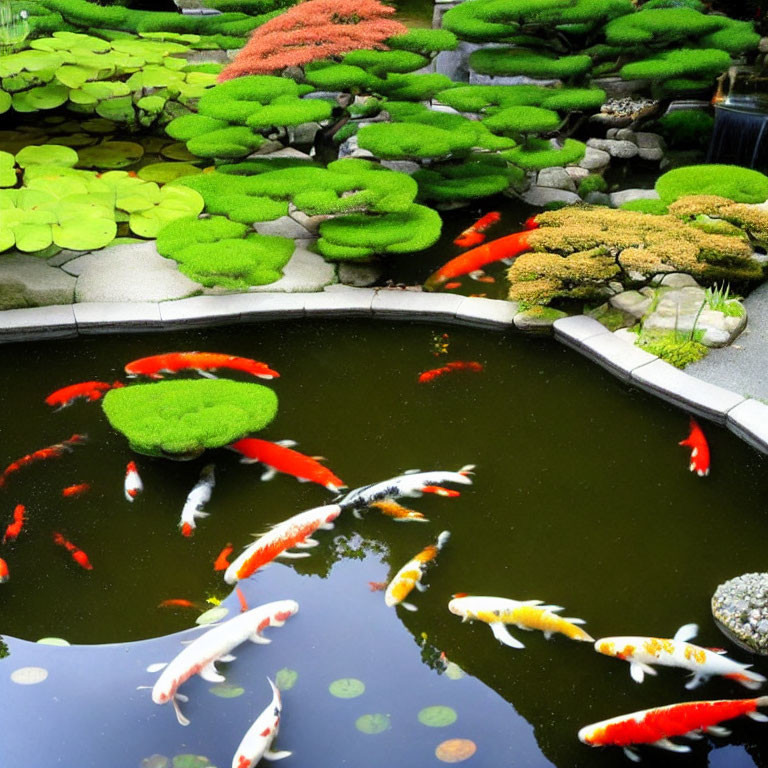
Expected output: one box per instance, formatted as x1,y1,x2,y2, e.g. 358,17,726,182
102,379,279,458
656,166,768,205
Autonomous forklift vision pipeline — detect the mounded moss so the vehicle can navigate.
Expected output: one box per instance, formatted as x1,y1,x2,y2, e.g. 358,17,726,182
621,198,669,214
619,48,732,83
438,84,552,112
304,62,379,91
386,29,458,54
501,137,585,170
245,99,333,129
376,73,456,101
469,48,592,80
414,155,525,202
196,75,301,124
656,165,768,204
102,379,279,458
442,0,520,43
483,0,633,28
540,88,606,111
482,105,561,134
357,122,476,160
604,7,723,46
656,109,714,149
185,126,265,159
343,50,428,76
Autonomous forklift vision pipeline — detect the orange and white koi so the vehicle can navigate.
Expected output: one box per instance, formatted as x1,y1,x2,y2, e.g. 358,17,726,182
149,600,299,725
180,465,215,537
594,623,766,690
370,500,428,523
385,530,450,611
125,352,279,380
232,677,291,768
62,483,90,498
158,599,201,610
425,231,533,289
418,361,483,383
45,381,123,409
2,504,25,544
448,594,593,648
53,532,93,570
454,211,501,248
230,438,345,493
578,697,768,761
679,418,710,477
0,557,8,583
224,504,342,585
124,461,143,502
214,543,234,572
339,465,474,515
422,485,461,497
0,434,87,488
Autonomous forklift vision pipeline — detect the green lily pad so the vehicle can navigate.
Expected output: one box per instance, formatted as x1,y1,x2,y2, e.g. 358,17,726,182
418,706,458,727
55,65,96,90
275,668,298,691
95,96,136,124
171,756,214,768
138,162,201,184
0,91,11,114
209,683,245,698
444,661,466,680
52,215,116,251
36,637,70,646
31,32,111,54
355,713,391,734
195,605,229,625
329,678,365,698
137,95,167,114
78,141,144,170
160,142,198,162
128,184,204,238
15,222,54,252
16,144,78,168
26,83,69,110
49,134,99,149
0,152,16,187
81,118,116,134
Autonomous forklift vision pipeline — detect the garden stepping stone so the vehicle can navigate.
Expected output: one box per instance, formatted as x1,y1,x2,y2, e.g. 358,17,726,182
0,253,76,310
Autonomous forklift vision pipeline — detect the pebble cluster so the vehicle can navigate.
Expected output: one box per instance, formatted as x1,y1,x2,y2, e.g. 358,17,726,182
711,573,768,655
600,96,658,119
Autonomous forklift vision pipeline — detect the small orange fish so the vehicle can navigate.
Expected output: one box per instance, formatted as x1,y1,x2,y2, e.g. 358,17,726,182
523,216,540,230
235,585,249,613
0,434,87,488
444,282,462,290
454,212,501,248
0,557,8,583
2,504,25,544
158,599,199,609
53,532,92,570
369,581,387,591
370,500,428,523
679,418,710,477
45,381,123,409
213,543,233,572
62,484,90,498
125,352,278,380
418,361,483,384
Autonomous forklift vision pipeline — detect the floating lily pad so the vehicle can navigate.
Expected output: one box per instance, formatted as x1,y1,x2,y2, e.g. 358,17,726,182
16,144,78,168
329,678,365,698
209,683,245,698
444,662,466,680
49,133,99,149
138,162,202,184
355,713,391,734
172,756,214,768
128,184,204,238
0,152,15,187
140,756,169,768
137,95,167,114
195,605,229,625
275,668,298,691
435,739,477,763
36,637,70,646
81,118,116,134
10,666,48,685
0,91,11,114
96,96,136,123
161,142,198,162
26,83,69,110
78,141,144,170
418,706,458,727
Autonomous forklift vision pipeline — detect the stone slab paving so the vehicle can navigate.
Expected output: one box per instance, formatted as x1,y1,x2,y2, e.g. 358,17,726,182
0,254,76,310
576,332,657,382
248,245,337,294
454,296,518,328
302,285,376,316
726,399,768,454
370,289,465,321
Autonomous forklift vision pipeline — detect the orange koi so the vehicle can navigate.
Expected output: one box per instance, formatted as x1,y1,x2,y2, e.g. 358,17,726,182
0,557,8,583
369,581,387,591
2,504,25,544
62,484,90,498
53,532,92,570
679,418,710,477
418,361,483,384
0,434,87,489
454,211,501,248
158,599,200,609
230,438,345,493
235,585,249,613
422,486,461,497
444,282,462,290
125,352,279,380
45,381,123,409
214,543,233,572
579,697,768,761
370,500,428,523
523,216,540,230
425,230,533,289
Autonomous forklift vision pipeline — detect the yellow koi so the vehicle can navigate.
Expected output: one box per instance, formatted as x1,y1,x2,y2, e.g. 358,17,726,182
384,531,450,611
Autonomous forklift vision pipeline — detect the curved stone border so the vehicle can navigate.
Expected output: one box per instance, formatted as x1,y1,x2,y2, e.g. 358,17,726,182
0,290,764,454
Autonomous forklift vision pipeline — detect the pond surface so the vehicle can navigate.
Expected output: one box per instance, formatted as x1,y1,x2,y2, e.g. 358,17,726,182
1,319,768,767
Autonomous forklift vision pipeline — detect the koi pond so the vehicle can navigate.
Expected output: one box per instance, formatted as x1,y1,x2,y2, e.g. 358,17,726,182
1,319,768,768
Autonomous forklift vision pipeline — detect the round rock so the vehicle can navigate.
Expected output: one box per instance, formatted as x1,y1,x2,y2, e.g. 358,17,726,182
712,573,768,654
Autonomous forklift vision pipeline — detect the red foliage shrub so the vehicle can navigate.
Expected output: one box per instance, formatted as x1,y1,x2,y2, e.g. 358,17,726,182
218,0,409,80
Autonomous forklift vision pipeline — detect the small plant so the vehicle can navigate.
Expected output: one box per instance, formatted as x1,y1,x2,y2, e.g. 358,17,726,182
636,333,709,368
705,282,745,317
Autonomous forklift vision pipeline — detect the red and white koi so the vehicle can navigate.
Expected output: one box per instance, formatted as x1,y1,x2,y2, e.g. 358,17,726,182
149,599,299,726
62,483,90,498
679,418,710,477
448,595,593,648
230,438,345,493
125,352,279,380
124,461,143,502
53,532,93,570
179,464,215,537
0,557,8,583
231,677,291,768
2,504,25,544
385,531,450,611
453,211,501,248
418,361,483,383
0,434,87,488
594,623,766,690
339,465,474,516
224,504,341,585
578,696,768,762
45,380,123,409
370,500,428,523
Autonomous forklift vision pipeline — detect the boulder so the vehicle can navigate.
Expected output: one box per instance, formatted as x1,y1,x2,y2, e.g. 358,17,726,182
651,273,699,289
253,215,313,239
578,146,611,171
609,288,654,319
338,262,382,287
520,186,581,207
0,253,76,309
712,573,768,655
609,188,660,207
584,191,611,206
565,166,589,182
614,128,636,142
638,146,664,162
587,138,639,159
634,132,666,151
513,306,567,332
380,160,421,175
537,167,577,192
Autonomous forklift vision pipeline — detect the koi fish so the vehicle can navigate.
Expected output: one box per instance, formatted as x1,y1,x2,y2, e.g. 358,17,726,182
454,211,501,248
422,485,461,497
125,352,279,380
594,623,766,690
53,532,93,570
578,696,768,762
2,504,25,544
62,484,90,498
679,418,710,477
214,543,234,572
370,500,428,522
385,531,450,611
232,677,291,768
339,466,474,515
418,361,483,383
523,216,540,230
448,594,593,648
158,599,201,610
45,381,123,409
0,434,87,488
425,231,533,289
179,464,215,537
0,557,8,582
124,461,143,502
148,599,299,725
224,504,342,585
230,438,345,493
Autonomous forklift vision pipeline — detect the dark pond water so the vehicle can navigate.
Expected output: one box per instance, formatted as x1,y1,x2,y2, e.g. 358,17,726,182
1,320,768,767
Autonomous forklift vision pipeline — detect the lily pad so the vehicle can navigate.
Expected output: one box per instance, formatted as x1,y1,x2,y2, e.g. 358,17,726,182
26,83,69,110
161,142,198,162
0,91,11,114
435,739,477,763
329,678,365,698
78,141,144,170
95,96,136,124
444,661,466,680
16,144,78,168
81,118,117,134
10,666,48,685
195,605,229,625
52,214,116,251
137,95,167,114
355,714,391,734
418,706,458,727
128,184,204,238
0,152,16,187
171,756,214,768
36,637,70,646
275,668,298,691
138,162,201,184
209,683,245,698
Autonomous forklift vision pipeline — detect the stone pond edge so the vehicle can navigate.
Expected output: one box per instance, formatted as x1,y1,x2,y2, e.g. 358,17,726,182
0,292,765,455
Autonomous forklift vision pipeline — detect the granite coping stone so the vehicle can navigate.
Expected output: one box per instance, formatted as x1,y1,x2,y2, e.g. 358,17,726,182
158,294,242,327
303,286,375,316
726,399,768,453
0,304,77,341
220,292,306,321
371,290,465,320
576,332,658,381
631,358,745,424
73,302,163,333
553,315,611,344
454,297,518,328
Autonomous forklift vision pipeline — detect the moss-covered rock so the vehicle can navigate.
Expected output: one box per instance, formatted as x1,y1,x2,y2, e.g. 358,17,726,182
656,165,768,205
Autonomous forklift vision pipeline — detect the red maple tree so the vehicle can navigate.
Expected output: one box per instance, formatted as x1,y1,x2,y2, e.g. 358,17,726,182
218,0,409,80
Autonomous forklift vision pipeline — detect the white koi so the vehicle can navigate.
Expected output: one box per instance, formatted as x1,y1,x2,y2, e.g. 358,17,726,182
232,677,291,768
124,461,142,502
385,530,450,611
149,599,298,726
179,464,215,537
595,623,766,690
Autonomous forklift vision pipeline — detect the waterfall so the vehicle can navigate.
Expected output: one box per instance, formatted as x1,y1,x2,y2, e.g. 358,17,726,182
707,107,768,169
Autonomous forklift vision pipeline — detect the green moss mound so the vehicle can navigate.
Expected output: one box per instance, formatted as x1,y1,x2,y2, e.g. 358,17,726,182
619,49,732,84
482,105,561,134
620,198,669,214
386,29,458,54
102,379,278,458
469,48,592,80
501,137,585,170
656,109,714,149
656,165,768,204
